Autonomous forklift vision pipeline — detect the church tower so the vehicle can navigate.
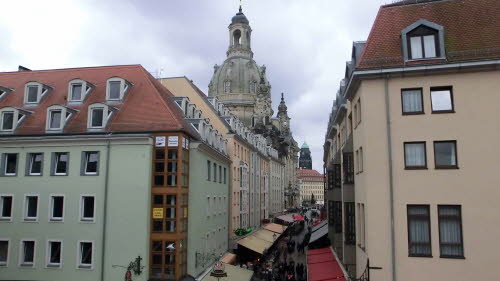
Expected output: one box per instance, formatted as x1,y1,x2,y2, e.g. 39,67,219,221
276,93,291,135
299,142,312,170
208,6,272,127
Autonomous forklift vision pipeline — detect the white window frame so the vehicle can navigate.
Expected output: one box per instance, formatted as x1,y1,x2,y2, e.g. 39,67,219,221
46,105,75,132
49,194,65,222
79,195,96,222
46,239,63,268
68,79,92,103
23,194,39,222
0,107,30,133
76,240,94,270
24,82,49,105
0,194,13,221
3,153,18,176
53,152,69,176
0,238,10,266
27,153,43,176
83,151,99,175
87,103,114,130
19,239,36,267
106,77,130,102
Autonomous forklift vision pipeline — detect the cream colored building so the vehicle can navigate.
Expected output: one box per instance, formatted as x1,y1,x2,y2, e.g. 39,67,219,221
160,77,285,249
297,169,324,206
324,1,500,281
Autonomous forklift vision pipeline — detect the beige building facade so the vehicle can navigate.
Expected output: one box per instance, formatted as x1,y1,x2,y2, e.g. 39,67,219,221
160,77,285,249
297,169,324,206
324,1,500,281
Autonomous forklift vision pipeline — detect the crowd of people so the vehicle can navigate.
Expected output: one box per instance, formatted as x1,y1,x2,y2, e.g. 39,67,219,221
250,211,313,281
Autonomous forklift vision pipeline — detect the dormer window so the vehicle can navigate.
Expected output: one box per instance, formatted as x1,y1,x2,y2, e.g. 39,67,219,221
24,82,50,105
0,86,12,101
402,19,445,62
106,77,131,102
87,103,116,130
46,105,76,132
0,107,30,133
68,79,93,103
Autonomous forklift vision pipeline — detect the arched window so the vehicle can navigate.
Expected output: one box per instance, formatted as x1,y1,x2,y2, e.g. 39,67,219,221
249,81,257,93
224,81,231,93
233,30,242,46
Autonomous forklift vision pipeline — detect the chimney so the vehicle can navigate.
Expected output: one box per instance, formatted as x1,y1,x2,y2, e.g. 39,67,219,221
18,65,31,72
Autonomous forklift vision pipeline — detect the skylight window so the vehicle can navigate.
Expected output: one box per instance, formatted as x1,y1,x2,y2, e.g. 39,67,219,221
24,82,50,105
0,107,30,133
87,103,115,130
46,105,76,132
401,19,445,62
68,79,93,102
106,77,130,102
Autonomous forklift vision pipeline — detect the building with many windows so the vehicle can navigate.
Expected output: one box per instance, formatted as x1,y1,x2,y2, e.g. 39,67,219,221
297,169,324,206
159,77,285,252
0,65,229,281
324,0,500,280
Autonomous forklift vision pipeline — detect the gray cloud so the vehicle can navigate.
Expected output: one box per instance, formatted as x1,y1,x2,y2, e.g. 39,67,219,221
0,0,388,171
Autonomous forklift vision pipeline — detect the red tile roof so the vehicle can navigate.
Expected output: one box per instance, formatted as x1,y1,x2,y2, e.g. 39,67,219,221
297,168,323,180
0,65,196,136
357,0,500,69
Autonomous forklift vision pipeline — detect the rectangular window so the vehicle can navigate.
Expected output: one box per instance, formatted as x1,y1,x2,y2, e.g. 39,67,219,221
81,196,95,221
207,160,211,181
404,142,427,169
0,240,8,266
213,163,217,182
359,147,363,173
53,152,69,175
109,81,121,100
434,141,458,169
90,108,104,128
1,111,14,130
219,166,222,183
24,195,38,221
27,86,39,103
83,152,99,175
71,83,83,101
410,36,423,59
27,153,43,176
47,241,62,267
3,153,18,176
20,240,35,266
407,205,432,257
431,87,454,113
438,205,464,258
0,195,13,220
50,196,64,221
401,88,424,114
49,110,62,129
357,99,362,125
344,202,356,245
78,241,93,268
223,168,227,184
423,35,437,58
333,164,341,188
343,153,354,184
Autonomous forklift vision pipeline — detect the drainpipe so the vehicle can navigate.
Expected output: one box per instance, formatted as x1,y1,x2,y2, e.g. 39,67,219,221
384,77,397,281
100,139,111,281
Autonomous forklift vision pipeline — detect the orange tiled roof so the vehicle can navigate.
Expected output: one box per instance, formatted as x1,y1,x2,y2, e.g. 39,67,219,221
0,65,195,136
357,0,500,69
297,169,323,179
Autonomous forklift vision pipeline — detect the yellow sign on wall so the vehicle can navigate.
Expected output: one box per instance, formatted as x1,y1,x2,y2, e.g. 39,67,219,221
153,208,163,219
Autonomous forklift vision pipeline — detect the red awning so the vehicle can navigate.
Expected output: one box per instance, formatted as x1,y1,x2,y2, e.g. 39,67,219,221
293,214,304,221
307,248,347,281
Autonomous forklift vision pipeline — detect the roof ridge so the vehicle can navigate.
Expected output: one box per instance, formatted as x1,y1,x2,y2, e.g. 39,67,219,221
139,66,186,131
0,64,142,74
382,0,456,8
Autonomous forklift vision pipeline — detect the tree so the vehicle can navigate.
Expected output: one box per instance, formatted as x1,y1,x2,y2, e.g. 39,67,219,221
310,193,316,205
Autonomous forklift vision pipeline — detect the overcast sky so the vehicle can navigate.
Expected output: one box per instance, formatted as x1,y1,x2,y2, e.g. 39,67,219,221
0,0,390,171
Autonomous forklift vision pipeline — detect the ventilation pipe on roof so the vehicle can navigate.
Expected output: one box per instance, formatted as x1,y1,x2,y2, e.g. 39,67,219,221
18,65,31,72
